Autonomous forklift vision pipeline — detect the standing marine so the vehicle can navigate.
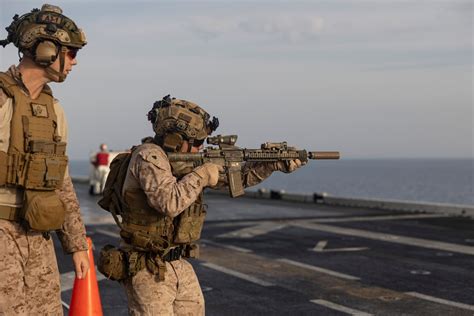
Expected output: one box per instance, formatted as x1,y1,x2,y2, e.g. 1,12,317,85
98,95,303,315
0,4,89,315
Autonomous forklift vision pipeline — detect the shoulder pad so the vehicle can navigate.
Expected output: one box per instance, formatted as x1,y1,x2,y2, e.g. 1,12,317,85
136,143,168,168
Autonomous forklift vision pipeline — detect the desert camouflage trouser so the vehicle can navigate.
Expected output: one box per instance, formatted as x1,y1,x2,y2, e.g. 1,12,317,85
0,220,62,316
124,258,204,316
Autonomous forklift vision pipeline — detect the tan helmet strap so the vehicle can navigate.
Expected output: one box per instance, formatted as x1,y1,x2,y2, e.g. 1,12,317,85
59,46,67,80
187,138,194,152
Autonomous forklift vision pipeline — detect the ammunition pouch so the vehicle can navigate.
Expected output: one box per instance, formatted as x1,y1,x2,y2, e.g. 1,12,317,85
126,251,167,280
144,253,166,281
2,141,68,190
121,229,171,254
29,140,67,156
98,245,169,282
23,153,67,189
98,245,128,281
173,203,206,244
122,188,175,237
120,227,201,257
21,189,66,231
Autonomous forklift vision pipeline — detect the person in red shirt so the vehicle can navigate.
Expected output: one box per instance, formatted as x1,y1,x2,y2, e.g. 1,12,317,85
95,144,109,167
90,143,110,194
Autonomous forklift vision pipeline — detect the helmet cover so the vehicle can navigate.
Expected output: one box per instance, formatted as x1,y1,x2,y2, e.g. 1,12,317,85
1,4,87,50
148,95,219,142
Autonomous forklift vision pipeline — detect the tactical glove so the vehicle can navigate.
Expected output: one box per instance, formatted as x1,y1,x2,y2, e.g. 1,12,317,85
193,163,223,187
272,159,305,173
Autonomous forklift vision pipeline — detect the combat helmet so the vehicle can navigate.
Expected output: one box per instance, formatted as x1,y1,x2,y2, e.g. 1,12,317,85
147,95,219,152
0,4,87,82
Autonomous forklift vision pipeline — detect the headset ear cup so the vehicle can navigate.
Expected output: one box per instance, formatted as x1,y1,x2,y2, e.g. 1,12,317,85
163,134,184,152
34,41,58,67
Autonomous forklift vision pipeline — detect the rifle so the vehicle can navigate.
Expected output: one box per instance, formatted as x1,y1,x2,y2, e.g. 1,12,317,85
167,135,340,198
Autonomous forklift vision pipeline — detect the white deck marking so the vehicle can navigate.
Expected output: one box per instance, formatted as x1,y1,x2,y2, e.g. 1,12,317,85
211,221,258,228
312,213,449,223
217,222,287,238
60,268,106,292
61,301,70,310
211,214,447,229
60,271,76,292
201,262,274,286
312,240,369,252
277,258,360,281
310,299,373,316
212,214,448,240
405,292,474,311
292,222,474,255
96,228,120,238
313,240,328,251
200,239,253,253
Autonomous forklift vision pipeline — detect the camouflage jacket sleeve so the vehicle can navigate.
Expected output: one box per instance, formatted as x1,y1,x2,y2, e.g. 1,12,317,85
132,146,205,218
53,100,88,253
56,168,88,253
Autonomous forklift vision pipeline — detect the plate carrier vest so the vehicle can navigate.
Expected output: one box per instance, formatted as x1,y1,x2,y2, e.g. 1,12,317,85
0,72,68,231
99,143,204,260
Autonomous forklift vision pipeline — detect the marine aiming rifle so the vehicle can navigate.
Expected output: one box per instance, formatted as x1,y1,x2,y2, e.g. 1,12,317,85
167,135,340,198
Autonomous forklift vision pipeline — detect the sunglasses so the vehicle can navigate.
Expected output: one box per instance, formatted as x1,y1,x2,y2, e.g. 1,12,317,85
66,48,79,59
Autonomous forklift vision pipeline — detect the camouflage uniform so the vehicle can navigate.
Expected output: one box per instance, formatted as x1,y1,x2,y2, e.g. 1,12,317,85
121,141,274,315
0,66,88,315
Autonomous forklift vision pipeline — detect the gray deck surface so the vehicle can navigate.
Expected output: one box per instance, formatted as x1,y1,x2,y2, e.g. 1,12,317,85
56,183,474,315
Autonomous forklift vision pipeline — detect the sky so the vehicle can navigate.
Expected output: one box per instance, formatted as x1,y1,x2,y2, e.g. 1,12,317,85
0,0,472,160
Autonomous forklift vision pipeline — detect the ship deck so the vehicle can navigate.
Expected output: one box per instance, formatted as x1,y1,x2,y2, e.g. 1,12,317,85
56,183,474,315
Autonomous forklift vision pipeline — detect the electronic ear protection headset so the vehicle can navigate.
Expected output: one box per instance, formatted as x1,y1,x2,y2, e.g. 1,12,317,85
34,40,59,67
31,39,68,82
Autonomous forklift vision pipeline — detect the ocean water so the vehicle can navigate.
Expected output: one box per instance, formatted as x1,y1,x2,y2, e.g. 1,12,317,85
70,159,474,206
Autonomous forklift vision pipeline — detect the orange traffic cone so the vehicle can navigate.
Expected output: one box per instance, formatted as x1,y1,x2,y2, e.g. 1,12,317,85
69,237,103,316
